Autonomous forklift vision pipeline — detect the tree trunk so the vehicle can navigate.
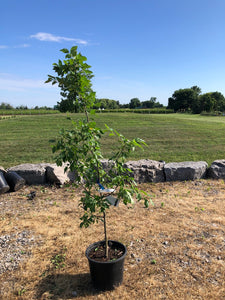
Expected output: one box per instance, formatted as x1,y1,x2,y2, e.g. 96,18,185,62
103,211,109,258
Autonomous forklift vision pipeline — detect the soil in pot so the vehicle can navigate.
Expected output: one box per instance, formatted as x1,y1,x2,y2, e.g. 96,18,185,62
88,241,125,262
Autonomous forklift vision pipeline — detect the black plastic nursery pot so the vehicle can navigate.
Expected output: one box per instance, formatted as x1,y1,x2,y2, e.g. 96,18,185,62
85,240,127,291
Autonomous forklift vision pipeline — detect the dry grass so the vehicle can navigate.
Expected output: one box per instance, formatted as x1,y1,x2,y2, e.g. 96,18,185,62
0,179,225,299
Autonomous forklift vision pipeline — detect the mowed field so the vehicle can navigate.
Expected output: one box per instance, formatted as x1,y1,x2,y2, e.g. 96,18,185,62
1,113,225,168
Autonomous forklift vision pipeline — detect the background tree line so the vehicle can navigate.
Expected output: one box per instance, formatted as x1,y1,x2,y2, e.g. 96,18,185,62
0,102,56,110
2,85,225,114
0,98,163,112
55,97,164,112
168,86,225,114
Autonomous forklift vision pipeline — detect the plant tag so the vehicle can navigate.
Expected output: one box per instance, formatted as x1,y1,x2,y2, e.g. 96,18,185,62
99,188,115,193
106,195,120,207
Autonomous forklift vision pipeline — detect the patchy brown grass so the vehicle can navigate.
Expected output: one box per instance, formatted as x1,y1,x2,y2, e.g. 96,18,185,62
0,179,225,299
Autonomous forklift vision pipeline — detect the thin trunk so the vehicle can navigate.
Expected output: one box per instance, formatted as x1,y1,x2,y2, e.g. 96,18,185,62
85,108,89,123
103,211,108,258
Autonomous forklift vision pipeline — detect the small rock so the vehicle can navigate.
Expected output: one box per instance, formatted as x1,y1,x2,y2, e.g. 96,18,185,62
27,191,36,200
71,291,77,297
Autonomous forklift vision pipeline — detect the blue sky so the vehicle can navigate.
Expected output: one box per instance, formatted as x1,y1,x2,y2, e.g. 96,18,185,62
1,0,225,108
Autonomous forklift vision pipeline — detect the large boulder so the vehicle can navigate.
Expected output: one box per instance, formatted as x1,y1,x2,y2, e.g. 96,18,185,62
0,166,6,174
4,171,25,191
208,160,225,179
164,161,208,181
123,159,165,183
8,164,47,185
100,159,115,172
0,171,10,194
45,163,76,185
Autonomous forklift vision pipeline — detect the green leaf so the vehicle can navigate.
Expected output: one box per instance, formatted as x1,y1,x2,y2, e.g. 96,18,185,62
70,46,78,57
144,199,149,208
90,109,96,115
60,48,69,54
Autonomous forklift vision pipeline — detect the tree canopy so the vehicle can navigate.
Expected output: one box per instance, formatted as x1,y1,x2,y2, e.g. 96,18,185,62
129,98,141,109
128,97,163,109
0,102,13,110
45,46,96,113
168,86,201,112
168,86,225,113
93,98,120,110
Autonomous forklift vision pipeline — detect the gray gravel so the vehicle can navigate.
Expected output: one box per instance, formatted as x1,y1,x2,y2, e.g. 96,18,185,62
0,230,37,274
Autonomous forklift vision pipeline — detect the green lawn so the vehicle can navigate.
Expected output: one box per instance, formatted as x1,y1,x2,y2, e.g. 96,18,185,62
1,113,225,168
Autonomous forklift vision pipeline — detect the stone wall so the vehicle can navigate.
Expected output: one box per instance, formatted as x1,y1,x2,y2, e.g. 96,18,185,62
1,159,225,194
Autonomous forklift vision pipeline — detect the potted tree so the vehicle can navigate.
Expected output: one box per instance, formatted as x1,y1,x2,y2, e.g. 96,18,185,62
46,46,150,291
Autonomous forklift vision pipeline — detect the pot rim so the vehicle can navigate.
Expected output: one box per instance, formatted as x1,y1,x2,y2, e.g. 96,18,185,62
85,240,127,264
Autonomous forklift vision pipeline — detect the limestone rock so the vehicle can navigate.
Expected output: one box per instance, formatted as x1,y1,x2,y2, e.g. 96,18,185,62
0,171,10,194
123,159,165,183
0,166,6,174
4,171,26,191
208,160,225,179
164,161,208,181
100,159,115,171
45,163,76,185
8,164,47,185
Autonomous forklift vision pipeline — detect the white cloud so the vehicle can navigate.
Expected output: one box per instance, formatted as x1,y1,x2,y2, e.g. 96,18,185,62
0,73,56,92
14,44,30,48
0,44,30,49
30,32,88,45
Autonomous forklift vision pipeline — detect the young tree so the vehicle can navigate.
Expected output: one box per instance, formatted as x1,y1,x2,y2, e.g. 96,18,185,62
46,47,150,259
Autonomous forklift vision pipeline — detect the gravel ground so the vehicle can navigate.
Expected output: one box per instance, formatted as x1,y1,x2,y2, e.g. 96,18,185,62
0,230,36,274
0,184,79,278
0,185,50,276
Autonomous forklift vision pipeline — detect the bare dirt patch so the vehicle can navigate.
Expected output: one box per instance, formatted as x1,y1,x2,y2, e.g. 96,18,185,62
0,179,225,299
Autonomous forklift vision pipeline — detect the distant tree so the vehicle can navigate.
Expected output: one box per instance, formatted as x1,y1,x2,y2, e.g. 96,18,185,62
191,85,202,95
16,105,28,110
168,86,201,112
141,97,163,108
210,92,225,111
93,98,120,110
0,102,13,109
142,97,156,108
107,99,120,109
199,92,225,112
57,97,80,113
120,103,129,108
154,102,164,108
168,86,225,113
198,94,215,112
129,98,141,109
